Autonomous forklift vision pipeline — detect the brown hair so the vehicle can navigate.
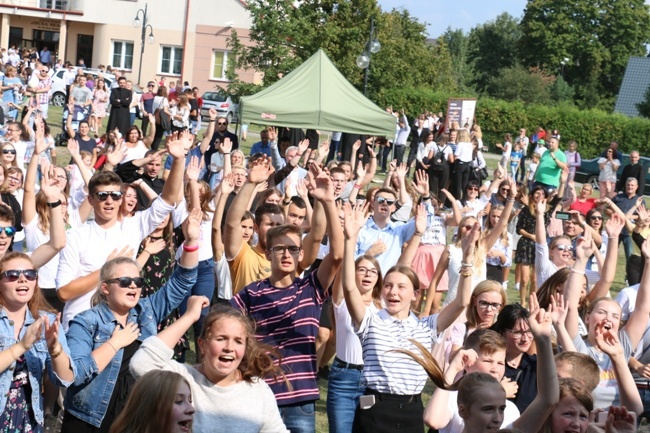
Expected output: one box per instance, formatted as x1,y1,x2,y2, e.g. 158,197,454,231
184,180,214,220
385,265,420,295
265,224,303,250
457,371,504,410
485,204,509,248
109,370,192,433
554,352,599,392
355,255,383,308
539,379,593,433
466,281,507,329
464,329,507,355
89,170,122,195
0,252,54,317
199,305,285,384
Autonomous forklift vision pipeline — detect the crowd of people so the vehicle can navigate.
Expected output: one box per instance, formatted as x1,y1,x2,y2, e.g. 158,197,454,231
0,65,647,433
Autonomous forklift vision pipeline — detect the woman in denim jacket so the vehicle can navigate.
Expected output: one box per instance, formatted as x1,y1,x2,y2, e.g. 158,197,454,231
0,252,75,432
61,208,201,432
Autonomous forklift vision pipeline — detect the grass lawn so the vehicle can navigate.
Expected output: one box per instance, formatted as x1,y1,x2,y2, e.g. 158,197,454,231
46,111,634,432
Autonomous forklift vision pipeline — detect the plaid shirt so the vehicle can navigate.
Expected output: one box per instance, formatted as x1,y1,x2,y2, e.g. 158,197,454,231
35,77,52,105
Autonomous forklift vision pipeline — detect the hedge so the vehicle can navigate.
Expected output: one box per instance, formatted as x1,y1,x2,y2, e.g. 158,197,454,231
377,86,650,159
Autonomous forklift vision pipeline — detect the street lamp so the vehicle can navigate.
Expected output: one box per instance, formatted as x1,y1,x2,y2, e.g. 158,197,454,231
560,57,569,78
134,3,155,86
356,17,380,95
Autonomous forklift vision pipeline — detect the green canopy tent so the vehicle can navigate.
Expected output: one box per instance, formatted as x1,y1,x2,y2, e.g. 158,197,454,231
239,49,396,138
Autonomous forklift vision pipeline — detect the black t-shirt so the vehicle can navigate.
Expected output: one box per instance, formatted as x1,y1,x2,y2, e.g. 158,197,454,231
74,133,97,154
189,98,199,121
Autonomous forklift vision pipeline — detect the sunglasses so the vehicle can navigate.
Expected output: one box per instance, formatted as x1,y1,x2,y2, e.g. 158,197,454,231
2,149,16,154
104,277,145,288
268,245,301,255
590,215,603,221
376,197,396,205
1,269,38,282
467,186,479,191
94,191,123,201
555,244,574,252
0,226,16,237
217,122,228,126
500,188,510,192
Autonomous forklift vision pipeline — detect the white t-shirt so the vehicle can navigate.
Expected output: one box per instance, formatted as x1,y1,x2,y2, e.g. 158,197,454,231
172,200,214,262
333,299,379,365
454,141,473,163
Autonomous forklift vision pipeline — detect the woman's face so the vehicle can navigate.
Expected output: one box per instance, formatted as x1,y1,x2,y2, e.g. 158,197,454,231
459,383,506,433
231,152,244,166
154,214,171,232
549,395,589,433
569,142,577,152
240,218,254,244
458,218,478,241
466,184,479,199
265,193,281,205
199,317,247,386
355,259,379,296
122,187,138,214
170,380,195,433
549,239,573,266
381,271,416,319
100,262,142,313
504,318,533,355
488,209,502,229
532,189,545,203
53,167,68,191
82,155,92,168
128,129,140,143
474,290,503,326
588,212,602,230
586,299,621,338
1,145,16,164
0,257,37,310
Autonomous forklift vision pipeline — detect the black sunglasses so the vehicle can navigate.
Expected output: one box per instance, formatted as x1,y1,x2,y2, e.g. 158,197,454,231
1,269,38,282
217,122,228,126
376,197,396,205
2,149,16,154
94,191,123,201
104,277,145,288
0,226,16,237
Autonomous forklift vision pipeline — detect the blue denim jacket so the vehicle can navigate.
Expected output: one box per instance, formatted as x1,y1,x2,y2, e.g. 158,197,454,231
64,263,197,427
0,309,75,426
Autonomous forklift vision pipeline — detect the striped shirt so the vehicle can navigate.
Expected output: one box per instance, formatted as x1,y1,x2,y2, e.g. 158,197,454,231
357,308,438,395
230,272,327,406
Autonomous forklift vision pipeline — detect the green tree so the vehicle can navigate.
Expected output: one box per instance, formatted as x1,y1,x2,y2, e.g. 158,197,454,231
467,13,522,92
637,83,650,119
518,0,650,109
487,65,553,104
440,27,474,92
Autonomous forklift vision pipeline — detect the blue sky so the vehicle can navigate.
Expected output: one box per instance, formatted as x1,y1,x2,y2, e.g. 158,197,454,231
377,0,528,36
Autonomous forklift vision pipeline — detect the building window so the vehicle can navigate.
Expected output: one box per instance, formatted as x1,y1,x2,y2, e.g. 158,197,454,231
112,41,133,70
39,0,69,10
211,50,230,81
160,46,183,75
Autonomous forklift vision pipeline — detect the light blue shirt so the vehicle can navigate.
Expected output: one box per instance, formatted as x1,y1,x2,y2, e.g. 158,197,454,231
250,140,272,157
355,217,416,276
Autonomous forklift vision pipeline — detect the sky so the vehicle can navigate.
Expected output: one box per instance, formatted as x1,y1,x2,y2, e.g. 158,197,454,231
377,0,528,37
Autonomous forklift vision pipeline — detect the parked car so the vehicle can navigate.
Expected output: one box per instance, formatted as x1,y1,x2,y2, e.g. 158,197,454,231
50,68,115,107
574,153,650,193
200,91,239,123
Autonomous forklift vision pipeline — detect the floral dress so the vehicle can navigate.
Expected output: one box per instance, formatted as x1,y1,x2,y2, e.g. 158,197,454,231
0,356,40,433
92,89,108,118
137,238,188,360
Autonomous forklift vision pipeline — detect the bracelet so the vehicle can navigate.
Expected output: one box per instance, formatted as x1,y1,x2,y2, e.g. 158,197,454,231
570,268,585,275
608,235,618,239
183,243,199,253
222,152,230,155
506,197,515,202
353,183,362,189
141,250,151,256
209,119,216,123
460,269,473,277
106,341,118,353
46,200,62,208
49,344,63,360
460,261,473,267
413,231,423,237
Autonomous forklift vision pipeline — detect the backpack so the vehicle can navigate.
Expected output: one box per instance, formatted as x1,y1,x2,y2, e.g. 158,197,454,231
431,144,448,171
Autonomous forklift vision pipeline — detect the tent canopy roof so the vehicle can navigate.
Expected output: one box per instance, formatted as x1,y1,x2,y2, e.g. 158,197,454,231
240,49,396,137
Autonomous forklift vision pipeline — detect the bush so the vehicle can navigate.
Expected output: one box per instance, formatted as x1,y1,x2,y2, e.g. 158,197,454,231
377,86,650,158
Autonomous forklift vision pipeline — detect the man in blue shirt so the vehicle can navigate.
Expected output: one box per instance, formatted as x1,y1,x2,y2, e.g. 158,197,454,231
39,46,52,66
250,129,272,156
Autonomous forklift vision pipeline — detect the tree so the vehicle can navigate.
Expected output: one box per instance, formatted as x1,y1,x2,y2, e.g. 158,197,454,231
637,83,650,119
487,65,553,104
518,0,650,109
467,13,522,92
440,27,474,92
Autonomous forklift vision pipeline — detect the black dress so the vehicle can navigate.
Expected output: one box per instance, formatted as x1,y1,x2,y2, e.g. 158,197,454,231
514,206,537,265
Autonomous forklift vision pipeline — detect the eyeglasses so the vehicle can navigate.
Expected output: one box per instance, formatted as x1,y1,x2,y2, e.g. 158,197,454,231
0,226,16,237
500,188,510,192
55,175,67,180
268,245,301,255
461,224,474,231
555,244,574,252
590,215,603,221
467,186,479,191
148,84,154,87
1,269,38,282
105,276,145,288
2,149,16,154
356,267,378,276
477,300,502,311
8,177,21,183
507,329,533,340
376,197,396,205
6,129,19,132
94,191,123,201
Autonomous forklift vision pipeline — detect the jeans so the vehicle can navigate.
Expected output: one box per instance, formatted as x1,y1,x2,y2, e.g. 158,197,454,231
380,145,391,172
620,234,634,263
130,112,136,126
326,363,366,433
179,258,215,339
279,402,316,433
393,145,406,164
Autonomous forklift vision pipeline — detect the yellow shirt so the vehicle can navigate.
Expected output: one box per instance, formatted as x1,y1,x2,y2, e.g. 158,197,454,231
228,242,271,295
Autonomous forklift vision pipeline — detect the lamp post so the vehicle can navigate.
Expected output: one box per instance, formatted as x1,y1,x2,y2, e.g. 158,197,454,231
560,57,569,78
355,17,381,95
134,3,154,86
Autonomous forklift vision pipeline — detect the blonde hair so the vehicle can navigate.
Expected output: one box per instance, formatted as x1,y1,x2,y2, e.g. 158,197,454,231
466,281,507,329
92,257,141,306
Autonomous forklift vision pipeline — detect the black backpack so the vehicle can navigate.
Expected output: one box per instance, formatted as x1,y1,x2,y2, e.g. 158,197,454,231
431,144,448,171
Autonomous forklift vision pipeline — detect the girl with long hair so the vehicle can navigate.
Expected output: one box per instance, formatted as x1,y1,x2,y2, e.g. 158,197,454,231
170,95,190,134
130,299,288,432
485,204,512,284
90,79,109,135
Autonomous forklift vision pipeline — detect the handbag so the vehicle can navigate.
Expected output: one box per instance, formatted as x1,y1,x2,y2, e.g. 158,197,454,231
153,98,171,131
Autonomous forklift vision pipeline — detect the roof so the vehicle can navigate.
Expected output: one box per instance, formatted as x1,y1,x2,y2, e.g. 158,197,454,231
614,56,650,118
240,49,396,137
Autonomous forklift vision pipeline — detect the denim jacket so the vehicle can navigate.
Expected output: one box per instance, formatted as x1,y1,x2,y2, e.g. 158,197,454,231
0,308,75,426
64,263,197,427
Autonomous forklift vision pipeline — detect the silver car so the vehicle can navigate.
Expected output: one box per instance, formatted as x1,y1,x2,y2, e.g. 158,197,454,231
50,68,116,107
200,91,239,123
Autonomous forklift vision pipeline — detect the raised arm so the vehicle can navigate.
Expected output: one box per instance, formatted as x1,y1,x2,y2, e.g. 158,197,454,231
394,163,410,206
31,165,67,268
142,114,156,147
223,156,274,259
160,132,191,205
513,294,559,431
483,177,516,250
219,137,233,178
624,238,650,348
199,108,217,154
440,188,464,227
564,230,596,339
22,117,49,226
65,101,76,138
342,202,370,328
586,213,623,302
212,174,234,261
67,139,93,188
535,197,548,244
397,204,425,267
421,249,450,317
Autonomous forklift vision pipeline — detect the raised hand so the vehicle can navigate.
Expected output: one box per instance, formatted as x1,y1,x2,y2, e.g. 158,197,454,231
605,406,636,433
267,126,277,142
575,228,595,261
605,212,625,238
208,107,217,121
595,322,624,359
219,137,232,154
298,139,310,155
352,139,361,152
296,178,309,199
356,161,367,180
414,170,429,196
21,316,44,350
107,246,135,261
549,293,569,327
220,173,235,195
247,156,274,184
184,295,211,322
389,160,397,173
39,163,62,202
461,221,480,261
343,201,370,240
147,112,155,123
535,197,547,216
110,322,140,349
106,141,126,167
415,203,426,235
449,348,478,374
366,145,376,159
253,181,269,194
395,162,408,179
528,293,552,339
182,207,202,243
318,140,330,159
306,162,334,202
67,139,80,159
185,155,201,182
